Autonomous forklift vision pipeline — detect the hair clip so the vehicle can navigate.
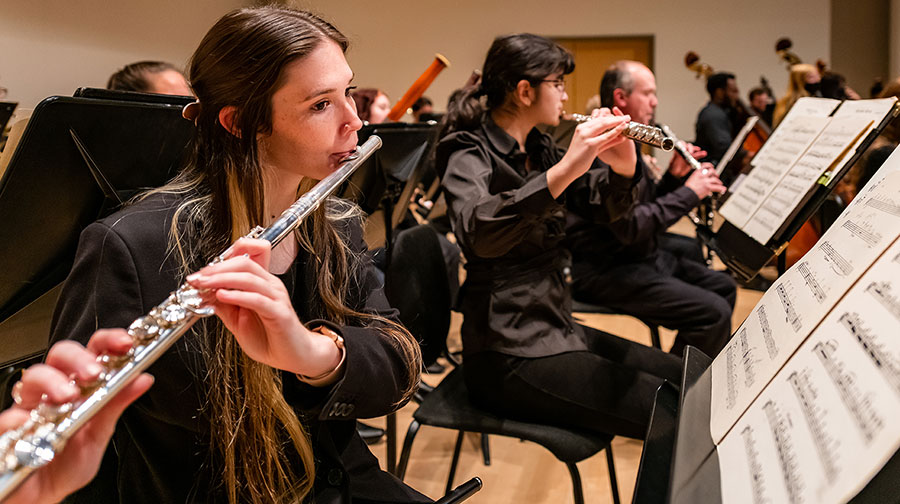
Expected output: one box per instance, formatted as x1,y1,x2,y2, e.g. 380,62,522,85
182,100,202,122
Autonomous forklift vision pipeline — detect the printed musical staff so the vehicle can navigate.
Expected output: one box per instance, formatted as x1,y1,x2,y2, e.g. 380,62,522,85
818,241,853,276
777,284,803,332
788,370,838,479
841,220,882,248
741,426,768,504
727,343,738,409
864,281,900,322
798,261,826,303
813,341,883,444
741,328,757,388
865,196,900,217
763,400,804,503
757,305,779,359
839,312,900,397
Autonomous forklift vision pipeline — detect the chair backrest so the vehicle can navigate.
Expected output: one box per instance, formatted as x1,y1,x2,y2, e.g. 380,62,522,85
384,224,452,367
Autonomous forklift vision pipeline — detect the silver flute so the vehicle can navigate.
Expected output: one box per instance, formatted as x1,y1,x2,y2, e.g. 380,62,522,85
570,113,674,151
659,124,703,172
0,135,382,501
659,124,717,227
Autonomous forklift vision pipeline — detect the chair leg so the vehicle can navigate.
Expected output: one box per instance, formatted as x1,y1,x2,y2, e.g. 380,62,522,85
565,462,585,504
606,445,621,504
480,433,491,466
396,419,421,480
446,430,465,495
386,412,397,474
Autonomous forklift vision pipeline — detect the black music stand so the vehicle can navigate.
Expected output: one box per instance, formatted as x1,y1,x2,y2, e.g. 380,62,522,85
73,87,195,106
703,102,900,282
633,346,900,503
340,122,438,253
0,91,193,380
336,121,439,474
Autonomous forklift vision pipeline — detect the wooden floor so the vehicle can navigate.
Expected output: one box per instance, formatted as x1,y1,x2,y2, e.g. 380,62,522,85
367,223,765,503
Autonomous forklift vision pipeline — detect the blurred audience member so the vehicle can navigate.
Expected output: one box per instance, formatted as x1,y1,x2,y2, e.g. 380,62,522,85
107,61,192,96
351,88,391,124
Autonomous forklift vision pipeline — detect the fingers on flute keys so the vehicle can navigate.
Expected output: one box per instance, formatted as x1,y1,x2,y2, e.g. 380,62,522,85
10,330,134,410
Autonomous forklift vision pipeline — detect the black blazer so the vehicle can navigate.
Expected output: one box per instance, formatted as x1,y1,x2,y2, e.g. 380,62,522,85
50,193,430,503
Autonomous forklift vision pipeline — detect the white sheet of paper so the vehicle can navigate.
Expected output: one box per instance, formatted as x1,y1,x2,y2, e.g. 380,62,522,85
719,116,829,228
719,237,900,504
710,171,900,442
751,97,840,166
831,97,898,150
717,116,759,176
743,116,872,243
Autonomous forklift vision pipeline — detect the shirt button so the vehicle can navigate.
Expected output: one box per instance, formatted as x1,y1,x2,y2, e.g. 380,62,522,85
327,468,343,486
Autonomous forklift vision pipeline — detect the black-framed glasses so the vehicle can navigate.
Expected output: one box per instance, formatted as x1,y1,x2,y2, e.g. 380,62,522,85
540,78,566,91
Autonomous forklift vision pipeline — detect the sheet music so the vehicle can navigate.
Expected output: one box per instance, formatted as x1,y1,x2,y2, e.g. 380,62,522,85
750,97,840,165
717,116,759,176
710,171,900,442
719,237,900,504
822,97,900,182
742,117,872,243
719,116,830,228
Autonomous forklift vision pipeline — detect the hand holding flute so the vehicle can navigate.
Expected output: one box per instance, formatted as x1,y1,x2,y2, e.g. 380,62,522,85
1,330,153,504
548,108,635,197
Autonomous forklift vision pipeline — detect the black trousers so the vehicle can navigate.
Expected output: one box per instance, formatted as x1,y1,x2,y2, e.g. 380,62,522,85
573,249,736,357
464,326,683,440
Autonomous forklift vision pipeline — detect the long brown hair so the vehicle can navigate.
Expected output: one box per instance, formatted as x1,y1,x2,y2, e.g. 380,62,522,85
146,7,420,502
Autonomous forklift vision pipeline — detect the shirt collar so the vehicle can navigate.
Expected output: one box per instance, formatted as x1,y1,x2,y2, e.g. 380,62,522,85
482,114,519,157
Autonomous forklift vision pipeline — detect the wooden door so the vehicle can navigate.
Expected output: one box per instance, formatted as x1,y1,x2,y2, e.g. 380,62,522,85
553,36,654,115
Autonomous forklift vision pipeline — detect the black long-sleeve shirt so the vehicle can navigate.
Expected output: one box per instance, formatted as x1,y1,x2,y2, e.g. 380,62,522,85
436,116,640,358
49,193,428,504
565,154,699,275
695,101,735,165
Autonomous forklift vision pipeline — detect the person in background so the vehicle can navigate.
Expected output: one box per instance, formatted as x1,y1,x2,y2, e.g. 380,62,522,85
748,86,774,129
820,71,861,101
567,60,734,358
107,61,192,96
411,96,433,122
351,88,391,124
695,72,741,166
772,63,820,127
437,33,682,440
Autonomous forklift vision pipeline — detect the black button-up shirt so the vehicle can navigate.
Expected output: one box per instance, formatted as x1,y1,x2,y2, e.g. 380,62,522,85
436,116,640,358
565,144,700,274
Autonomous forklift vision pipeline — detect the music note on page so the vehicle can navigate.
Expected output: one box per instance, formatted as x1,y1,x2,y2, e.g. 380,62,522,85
813,340,883,444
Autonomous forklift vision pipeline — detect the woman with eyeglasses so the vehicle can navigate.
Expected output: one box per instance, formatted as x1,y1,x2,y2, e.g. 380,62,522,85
436,33,682,439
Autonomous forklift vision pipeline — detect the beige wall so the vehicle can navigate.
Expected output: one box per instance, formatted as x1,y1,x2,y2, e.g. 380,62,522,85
831,0,889,97
301,0,831,146
1,0,832,147
0,0,246,112
893,0,900,79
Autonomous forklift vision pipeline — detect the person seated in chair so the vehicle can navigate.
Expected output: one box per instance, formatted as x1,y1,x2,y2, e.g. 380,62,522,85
435,34,682,440
565,61,735,358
